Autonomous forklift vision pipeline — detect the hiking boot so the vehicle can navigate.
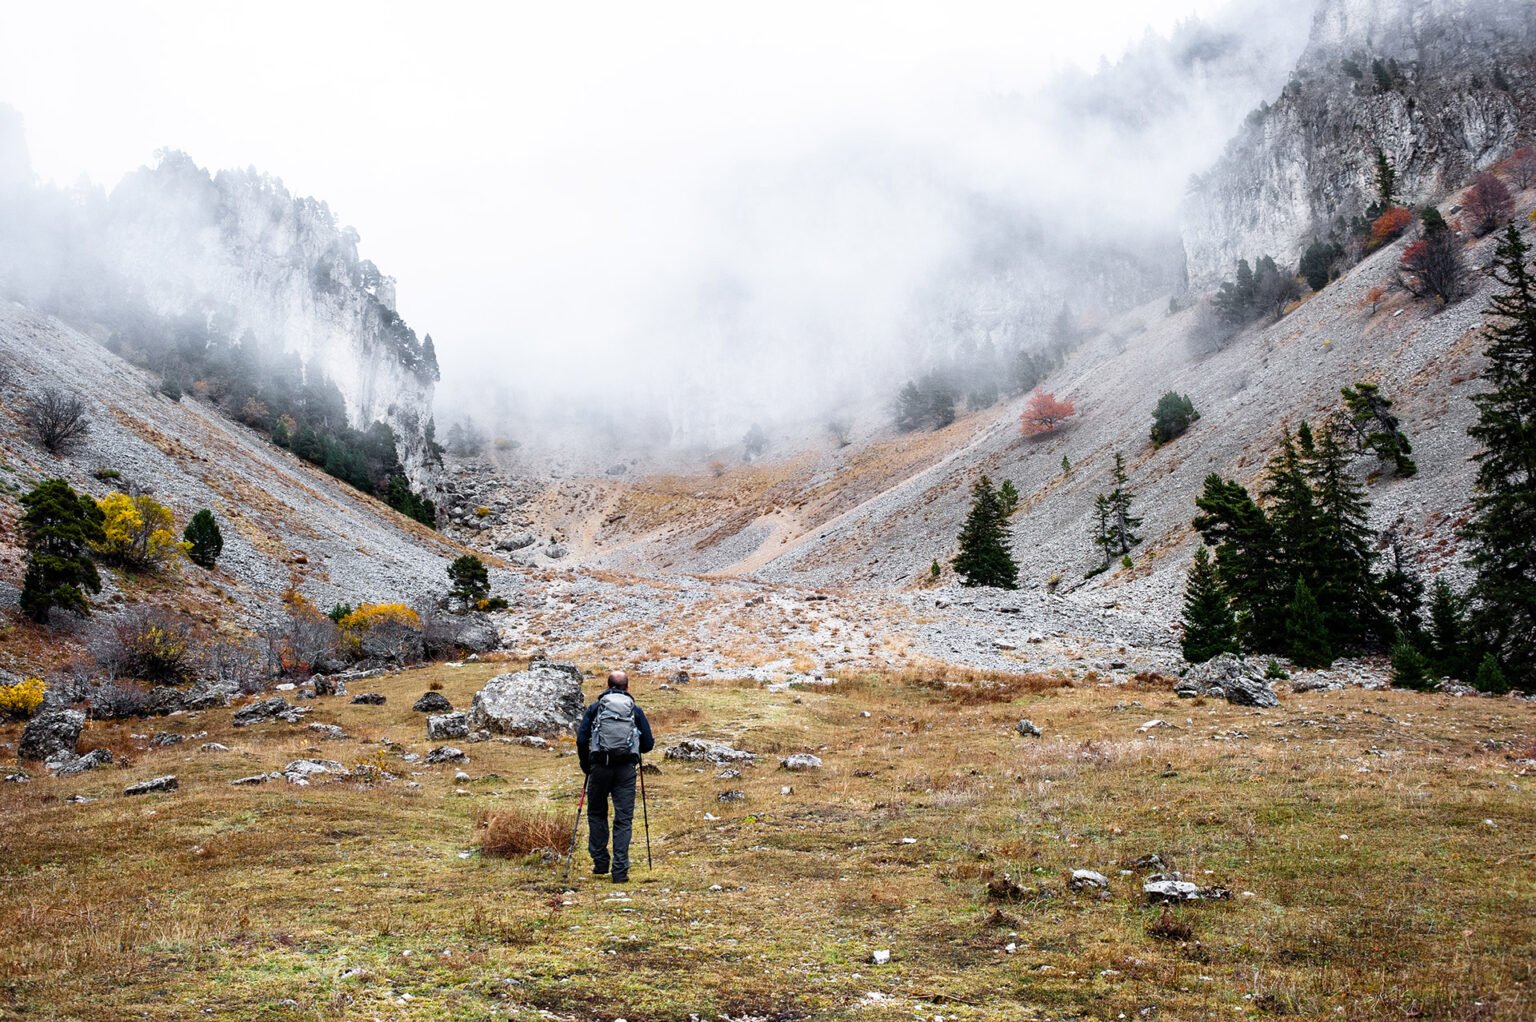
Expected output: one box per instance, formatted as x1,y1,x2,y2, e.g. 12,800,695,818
611,873,629,884
592,865,610,876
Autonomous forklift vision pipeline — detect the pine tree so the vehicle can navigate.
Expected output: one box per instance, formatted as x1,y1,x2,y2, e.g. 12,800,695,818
1473,653,1509,694
997,480,1020,517
953,476,1019,590
183,509,223,569
1285,576,1333,668
1263,425,1323,594
1305,424,1383,650
1109,454,1142,555
1181,546,1238,663
1427,578,1473,680
1091,493,1114,569
1463,224,1536,689
1390,639,1433,690
1340,382,1417,476
1193,474,1286,651
447,554,491,611
19,478,106,623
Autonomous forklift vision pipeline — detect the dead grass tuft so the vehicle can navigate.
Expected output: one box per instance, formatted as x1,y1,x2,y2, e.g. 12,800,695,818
476,806,570,857
1146,906,1194,942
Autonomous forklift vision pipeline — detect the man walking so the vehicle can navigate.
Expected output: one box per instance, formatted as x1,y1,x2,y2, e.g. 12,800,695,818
576,670,655,883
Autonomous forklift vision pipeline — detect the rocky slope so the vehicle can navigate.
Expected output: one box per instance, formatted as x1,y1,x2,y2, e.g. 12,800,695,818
1183,0,1536,288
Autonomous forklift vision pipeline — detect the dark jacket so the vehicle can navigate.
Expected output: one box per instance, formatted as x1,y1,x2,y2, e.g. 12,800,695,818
576,688,655,773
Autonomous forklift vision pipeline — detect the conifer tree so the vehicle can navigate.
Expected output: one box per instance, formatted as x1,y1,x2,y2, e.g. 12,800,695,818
953,476,1018,589
1193,474,1286,651
183,509,223,569
1285,576,1333,668
1262,425,1322,594
1340,382,1416,476
1473,653,1509,694
1463,224,1536,689
447,554,492,611
1390,639,1433,690
1181,546,1238,663
1105,453,1142,556
1305,424,1383,650
1091,493,1114,569
997,480,1020,517
1426,579,1473,680
19,479,106,623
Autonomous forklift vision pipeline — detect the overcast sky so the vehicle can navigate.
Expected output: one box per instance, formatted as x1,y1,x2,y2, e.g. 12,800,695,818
0,0,1290,444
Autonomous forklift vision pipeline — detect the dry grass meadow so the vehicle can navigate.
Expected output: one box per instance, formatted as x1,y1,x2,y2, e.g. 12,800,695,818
2,662,1533,1021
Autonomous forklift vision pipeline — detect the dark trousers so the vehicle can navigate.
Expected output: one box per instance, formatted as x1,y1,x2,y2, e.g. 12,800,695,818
586,760,637,877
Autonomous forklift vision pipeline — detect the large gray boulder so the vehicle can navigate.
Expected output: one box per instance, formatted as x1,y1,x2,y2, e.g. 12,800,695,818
427,711,469,740
665,738,755,765
232,697,308,726
467,666,584,736
19,708,85,762
456,615,500,654
1179,655,1279,708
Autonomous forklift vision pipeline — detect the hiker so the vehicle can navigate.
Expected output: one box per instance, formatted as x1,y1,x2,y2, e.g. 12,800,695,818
576,670,655,883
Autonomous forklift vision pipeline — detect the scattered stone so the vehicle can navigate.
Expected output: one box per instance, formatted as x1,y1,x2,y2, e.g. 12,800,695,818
454,770,472,782
52,748,114,776
199,742,230,752
124,775,179,796
232,697,308,727
351,693,386,705
780,753,822,771
1144,880,1201,903
780,785,793,795
312,674,348,697
496,531,535,552
231,773,273,786
19,708,85,762
1015,719,1042,738
426,746,469,765
1137,719,1173,733
512,735,549,748
141,687,187,716
149,732,185,748
4,772,30,783
717,789,746,802
871,950,891,965
308,723,348,741
717,768,741,780
1069,869,1110,892
414,692,453,713
1178,655,1279,708
669,671,691,685
282,759,347,784
467,666,584,736
994,639,1018,651
666,739,755,765
428,711,470,740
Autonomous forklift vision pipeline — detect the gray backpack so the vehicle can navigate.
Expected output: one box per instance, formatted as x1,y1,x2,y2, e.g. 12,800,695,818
589,691,640,755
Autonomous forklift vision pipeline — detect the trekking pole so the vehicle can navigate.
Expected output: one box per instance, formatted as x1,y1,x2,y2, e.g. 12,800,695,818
638,756,653,870
560,775,589,887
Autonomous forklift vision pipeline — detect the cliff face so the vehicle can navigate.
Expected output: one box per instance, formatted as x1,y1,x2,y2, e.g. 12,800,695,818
1182,0,1536,289
101,153,440,482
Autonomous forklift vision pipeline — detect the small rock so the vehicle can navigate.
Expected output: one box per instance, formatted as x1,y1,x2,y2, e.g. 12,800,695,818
231,773,273,786
232,697,308,727
199,742,230,752
512,735,548,748
1015,719,1042,738
1137,719,1172,733
413,692,453,713
283,759,347,784
426,746,469,764
351,693,386,706
871,950,891,965
780,785,793,795
53,749,114,776
454,770,472,782
1069,869,1109,892
717,768,741,780
780,753,822,771
666,739,755,765
308,723,347,741
312,674,348,697
717,789,746,802
428,712,469,740
124,775,179,796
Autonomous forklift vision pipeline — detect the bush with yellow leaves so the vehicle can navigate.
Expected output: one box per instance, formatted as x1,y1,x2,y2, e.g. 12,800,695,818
0,677,46,719
93,492,190,571
336,603,424,664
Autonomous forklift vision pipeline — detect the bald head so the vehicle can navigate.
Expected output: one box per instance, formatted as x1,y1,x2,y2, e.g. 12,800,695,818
607,671,629,690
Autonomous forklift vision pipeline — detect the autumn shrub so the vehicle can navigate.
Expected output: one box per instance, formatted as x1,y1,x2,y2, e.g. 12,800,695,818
1462,172,1515,236
1367,206,1414,250
1020,389,1076,437
0,677,46,719
93,492,189,571
1504,147,1536,190
338,603,424,663
94,608,194,683
86,679,149,720
477,807,570,857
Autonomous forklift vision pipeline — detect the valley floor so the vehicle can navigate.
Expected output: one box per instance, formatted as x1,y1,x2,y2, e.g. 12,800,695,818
3,662,1533,1021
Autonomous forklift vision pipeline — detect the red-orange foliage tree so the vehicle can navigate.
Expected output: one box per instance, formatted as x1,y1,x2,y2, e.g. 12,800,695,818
1020,390,1076,436
1367,206,1413,250
1462,172,1515,236
1504,147,1536,190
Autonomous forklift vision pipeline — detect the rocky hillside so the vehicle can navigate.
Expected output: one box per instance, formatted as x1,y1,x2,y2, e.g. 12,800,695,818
1183,0,1536,287
0,120,440,484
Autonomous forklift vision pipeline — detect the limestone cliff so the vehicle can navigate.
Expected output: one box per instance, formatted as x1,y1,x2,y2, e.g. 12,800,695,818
1182,0,1536,289
101,152,440,482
